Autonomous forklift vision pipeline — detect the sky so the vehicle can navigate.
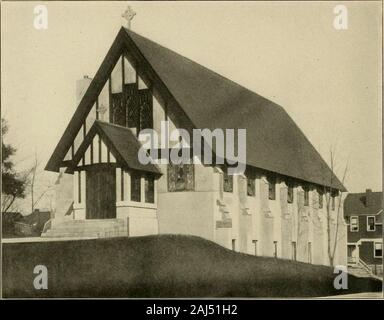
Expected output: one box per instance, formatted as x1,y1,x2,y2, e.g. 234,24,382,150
1,1,382,213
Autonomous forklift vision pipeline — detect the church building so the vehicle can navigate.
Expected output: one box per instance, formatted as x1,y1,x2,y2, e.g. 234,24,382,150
44,25,347,266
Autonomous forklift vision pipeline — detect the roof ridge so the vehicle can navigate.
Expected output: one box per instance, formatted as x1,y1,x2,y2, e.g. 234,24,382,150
124,28,276,108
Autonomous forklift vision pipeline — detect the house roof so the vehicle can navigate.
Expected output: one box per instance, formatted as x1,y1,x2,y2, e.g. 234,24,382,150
344,191,383,219
45,27,345,191
72,121,161,175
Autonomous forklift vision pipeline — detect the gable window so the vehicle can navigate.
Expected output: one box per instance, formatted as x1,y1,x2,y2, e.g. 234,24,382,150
304,187,309,206
145,175,155,204
268,176,276,200
168,163,194,192
131,172,141,202
367,216,376,232
223,171,233,193
247,177,255,197
350,216,359,232
287,183,294,204
374,242,383,258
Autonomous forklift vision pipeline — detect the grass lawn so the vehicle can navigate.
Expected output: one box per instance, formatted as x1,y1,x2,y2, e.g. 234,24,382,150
2,234,382,298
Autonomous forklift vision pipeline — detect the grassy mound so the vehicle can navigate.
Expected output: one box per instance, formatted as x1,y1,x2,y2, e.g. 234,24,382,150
2,234,382,298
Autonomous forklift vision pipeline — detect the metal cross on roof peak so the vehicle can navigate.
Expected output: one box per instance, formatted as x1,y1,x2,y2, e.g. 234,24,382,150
122,6,136,30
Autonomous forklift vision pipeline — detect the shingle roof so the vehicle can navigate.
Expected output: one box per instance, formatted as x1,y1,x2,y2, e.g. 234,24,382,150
73,121,161,175
344,191,383,219
45,27,345,191
125,29,346,191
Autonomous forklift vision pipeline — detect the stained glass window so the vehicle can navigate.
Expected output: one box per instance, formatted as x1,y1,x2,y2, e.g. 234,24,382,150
168,163,194,192
131,172,141,202
223,171,233,193
145,175,155,203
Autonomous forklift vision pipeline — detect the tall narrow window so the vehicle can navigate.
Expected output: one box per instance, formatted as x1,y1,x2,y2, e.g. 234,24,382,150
78,171,81,204
292,242,297,261
273,241,278,258
331,195,336,210
318,190,323,208
268,176,276,200
247,177,255,196
145,175,155,204
223,171,233,193
308,242,312,264
121,170,125,201
252,240,258,256
168,163,194,192
350,216,359,232
287,183,294,203
232,239,236,251
367,216,376,232
374,242,383,258
131,172,141,202
304,187,309,206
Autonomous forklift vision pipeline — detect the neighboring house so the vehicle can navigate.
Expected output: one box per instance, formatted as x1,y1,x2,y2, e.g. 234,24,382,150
22,209,51,235
344,189,383,276
44,27,347,266
2,209,50,237
2,211,23,237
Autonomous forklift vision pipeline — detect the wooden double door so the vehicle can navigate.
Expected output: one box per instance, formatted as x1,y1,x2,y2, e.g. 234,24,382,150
86,165,116,219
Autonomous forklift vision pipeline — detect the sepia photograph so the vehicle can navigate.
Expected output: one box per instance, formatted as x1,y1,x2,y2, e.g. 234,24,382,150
1,0,382,302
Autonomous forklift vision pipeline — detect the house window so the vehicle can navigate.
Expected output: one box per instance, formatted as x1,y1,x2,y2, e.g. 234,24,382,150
287,183,294,203
168,163,194,192
350,216,359,232
331,195,335,210
252,240,258,256
131,172,141,202
223,171,233,193
292,242,297,261
304,187,309,206
145,175,155,204
247,177,255,196
367,216,376,232
273,241,278,258
268,176,276,200
232,239,236,251
374,242,383,258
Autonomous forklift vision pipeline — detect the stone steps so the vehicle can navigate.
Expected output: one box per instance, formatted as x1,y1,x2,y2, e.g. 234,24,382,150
348,266,375,278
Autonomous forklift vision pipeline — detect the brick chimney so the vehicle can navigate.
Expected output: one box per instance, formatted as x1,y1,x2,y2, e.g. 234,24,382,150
366,189,373,207
76,75,92,104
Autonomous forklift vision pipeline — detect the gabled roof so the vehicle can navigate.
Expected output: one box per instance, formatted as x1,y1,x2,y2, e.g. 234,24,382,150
46,27,346,191
72,121,161,175
344,191,383,219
